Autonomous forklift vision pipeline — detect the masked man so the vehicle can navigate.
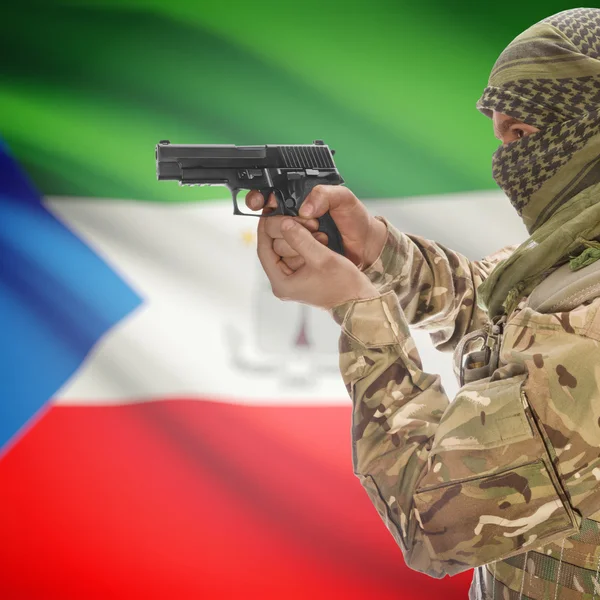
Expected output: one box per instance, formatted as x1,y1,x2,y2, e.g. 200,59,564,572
247,8,600,599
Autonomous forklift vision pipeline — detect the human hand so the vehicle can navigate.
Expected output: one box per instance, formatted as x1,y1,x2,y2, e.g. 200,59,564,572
245,185,387,271
257,215,379,310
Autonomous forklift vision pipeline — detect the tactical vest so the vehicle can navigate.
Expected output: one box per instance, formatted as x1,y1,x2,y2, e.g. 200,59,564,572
454,259,600,600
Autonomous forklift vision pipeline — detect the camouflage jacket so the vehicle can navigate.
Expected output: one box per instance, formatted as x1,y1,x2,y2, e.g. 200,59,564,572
330,216,600,590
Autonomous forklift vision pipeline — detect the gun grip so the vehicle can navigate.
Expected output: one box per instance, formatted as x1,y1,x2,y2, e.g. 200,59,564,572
317,211,344,256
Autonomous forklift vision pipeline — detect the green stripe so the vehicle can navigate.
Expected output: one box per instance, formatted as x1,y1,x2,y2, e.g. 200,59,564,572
0,0,580,202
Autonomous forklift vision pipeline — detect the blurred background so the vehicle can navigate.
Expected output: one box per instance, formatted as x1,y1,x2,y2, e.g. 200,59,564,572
0,1,585,598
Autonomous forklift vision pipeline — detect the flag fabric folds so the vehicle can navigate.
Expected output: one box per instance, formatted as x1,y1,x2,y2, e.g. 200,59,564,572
1,2,543,597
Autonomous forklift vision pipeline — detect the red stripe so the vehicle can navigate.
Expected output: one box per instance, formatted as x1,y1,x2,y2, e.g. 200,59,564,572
0,399,471,599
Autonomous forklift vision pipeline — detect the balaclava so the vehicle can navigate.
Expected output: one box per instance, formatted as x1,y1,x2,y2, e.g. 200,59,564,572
477,8,600,234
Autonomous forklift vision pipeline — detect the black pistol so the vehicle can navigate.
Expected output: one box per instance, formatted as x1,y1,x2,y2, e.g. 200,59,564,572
155,139,345,255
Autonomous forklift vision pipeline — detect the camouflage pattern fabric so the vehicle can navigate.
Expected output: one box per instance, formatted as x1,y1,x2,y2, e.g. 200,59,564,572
330,217,600,598
364,215,516,352
475,8,600,319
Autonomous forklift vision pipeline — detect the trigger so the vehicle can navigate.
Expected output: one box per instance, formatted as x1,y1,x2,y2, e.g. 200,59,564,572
260,189,271,206
260,188,285,216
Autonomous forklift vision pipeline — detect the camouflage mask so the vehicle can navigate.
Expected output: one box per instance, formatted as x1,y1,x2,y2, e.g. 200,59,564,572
477,8,600,235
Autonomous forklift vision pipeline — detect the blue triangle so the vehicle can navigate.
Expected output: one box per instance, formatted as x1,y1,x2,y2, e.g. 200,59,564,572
0,143,142,453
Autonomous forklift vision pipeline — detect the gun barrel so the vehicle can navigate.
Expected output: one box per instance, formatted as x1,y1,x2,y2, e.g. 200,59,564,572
156,141,337,181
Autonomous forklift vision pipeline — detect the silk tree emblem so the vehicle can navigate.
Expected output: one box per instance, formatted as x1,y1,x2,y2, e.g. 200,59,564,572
225,267,340,388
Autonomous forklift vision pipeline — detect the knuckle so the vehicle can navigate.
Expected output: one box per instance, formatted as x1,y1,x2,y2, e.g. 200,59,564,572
305,185,322,206
273,239,291,256
316,253,336,271
272,285,290,302
311,184,327,203
300,218,319,232
271,283,283,299
295,237,310,253
287,256,304,269
312,255,327,271
335,185,356,205
336,186,353,206
264,216,283,238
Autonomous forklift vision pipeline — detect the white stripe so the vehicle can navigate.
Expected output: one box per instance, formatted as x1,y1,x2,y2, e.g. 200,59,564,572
45,191,526,407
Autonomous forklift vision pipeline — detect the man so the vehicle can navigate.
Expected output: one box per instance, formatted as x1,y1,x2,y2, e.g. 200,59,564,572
246,8,600,599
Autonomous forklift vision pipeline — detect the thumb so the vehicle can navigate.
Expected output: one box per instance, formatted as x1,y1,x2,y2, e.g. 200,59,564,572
281,219,329,264
299,185,354,219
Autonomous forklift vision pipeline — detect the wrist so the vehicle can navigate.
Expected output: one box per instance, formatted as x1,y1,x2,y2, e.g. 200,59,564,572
352,281,380,303
328,281,380,323
362,216,388,270
328,277,379,311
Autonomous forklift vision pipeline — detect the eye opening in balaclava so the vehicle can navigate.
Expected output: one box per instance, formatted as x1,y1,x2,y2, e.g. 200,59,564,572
476,7,600,235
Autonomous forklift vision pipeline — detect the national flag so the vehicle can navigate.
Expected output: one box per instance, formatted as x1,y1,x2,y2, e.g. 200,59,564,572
0,2,534,598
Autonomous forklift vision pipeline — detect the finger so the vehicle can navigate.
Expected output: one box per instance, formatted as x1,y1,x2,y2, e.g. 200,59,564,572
245,190,265,211
261,196,277,215
264,215,320,239
261,192,285,216
279,260,294,276
298,185,331,218
314,232,328,246
300,217,320,233
298,185,354,219
257,216,290,280
266,193,278,209
280,219,331,265
282,255,305,271
273,237,299,258
274,231,327,257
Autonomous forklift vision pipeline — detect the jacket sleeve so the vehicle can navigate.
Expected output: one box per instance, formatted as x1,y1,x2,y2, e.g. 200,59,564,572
363,216,517,351
330,291,584,578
